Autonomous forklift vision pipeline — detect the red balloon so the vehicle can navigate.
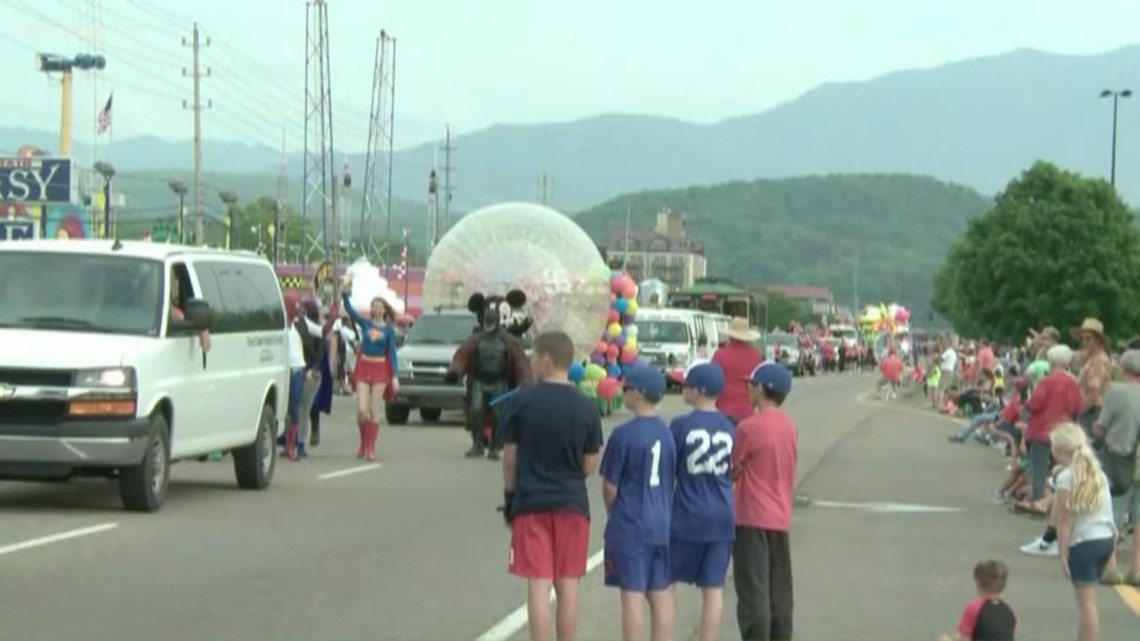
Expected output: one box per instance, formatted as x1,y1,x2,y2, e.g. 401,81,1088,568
621,282,637,299
607,309,620,323
610,277,624,295
595,340,609,354
606,344,620,358
598,377,621,401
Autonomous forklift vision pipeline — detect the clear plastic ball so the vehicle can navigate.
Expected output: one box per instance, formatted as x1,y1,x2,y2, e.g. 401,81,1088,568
422,202,611,357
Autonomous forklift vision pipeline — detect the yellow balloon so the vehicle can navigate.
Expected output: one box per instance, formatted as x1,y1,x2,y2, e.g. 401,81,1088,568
626,299,639,316
607,322,622,337
625,336,638,351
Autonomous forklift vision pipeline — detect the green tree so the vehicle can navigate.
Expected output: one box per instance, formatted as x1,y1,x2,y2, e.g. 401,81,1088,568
932,161,1140,342
756,291,814,331
223,196,309,255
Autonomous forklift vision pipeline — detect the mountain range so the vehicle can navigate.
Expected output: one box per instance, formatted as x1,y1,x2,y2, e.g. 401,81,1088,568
3,46,1137,211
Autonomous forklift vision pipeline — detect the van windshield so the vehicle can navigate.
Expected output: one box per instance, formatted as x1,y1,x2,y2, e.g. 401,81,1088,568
406,313,475,345
0,251,163,336
639,320,690,344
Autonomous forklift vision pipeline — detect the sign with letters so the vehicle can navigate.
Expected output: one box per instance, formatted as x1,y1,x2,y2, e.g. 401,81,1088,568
0,220,38,241
0,157,72,204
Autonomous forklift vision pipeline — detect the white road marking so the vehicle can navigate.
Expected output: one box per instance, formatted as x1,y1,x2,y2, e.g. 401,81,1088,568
474,549,606,641
811,499,966,513
316,463,383,480
0,522,119,557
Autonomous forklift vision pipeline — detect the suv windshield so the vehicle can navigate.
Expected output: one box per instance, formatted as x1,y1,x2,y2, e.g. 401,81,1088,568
639,320,690,344
0,251,163,336
406,313,475,345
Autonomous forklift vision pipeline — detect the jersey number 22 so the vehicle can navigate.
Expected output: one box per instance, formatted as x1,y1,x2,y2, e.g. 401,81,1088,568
685,429,733,475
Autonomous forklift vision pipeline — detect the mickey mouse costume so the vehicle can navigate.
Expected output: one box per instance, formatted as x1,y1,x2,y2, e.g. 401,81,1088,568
445,289,534,459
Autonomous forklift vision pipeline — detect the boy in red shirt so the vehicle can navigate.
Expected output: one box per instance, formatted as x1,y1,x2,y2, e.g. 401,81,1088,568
877,348,904,398
939,559,1016,641
731,362,797,641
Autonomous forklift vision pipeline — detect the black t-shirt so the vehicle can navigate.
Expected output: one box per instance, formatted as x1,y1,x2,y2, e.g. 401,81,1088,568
502,382,604,519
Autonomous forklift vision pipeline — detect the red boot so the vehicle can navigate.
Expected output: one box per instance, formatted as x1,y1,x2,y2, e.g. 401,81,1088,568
285,424,299,461
356,419,367,459
365,421,379,462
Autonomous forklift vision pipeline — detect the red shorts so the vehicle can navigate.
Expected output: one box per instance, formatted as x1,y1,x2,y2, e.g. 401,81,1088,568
352,356,391,386
509,511,590,579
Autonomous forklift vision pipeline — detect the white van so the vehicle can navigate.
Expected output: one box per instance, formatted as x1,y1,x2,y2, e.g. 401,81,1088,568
638,308,705,375
706,313,731,349
0,240,289,512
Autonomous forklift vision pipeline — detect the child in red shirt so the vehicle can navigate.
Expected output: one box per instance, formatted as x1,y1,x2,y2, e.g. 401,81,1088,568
940,559,1016,641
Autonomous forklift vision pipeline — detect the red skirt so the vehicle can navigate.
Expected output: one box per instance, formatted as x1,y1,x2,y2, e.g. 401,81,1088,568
352,355,392,386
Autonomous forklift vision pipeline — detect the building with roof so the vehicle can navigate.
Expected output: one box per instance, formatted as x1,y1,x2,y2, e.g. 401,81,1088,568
605,209,707,290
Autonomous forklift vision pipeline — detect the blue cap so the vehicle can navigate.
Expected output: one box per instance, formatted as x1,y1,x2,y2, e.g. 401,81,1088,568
684,361,725,396
748,362,792,396
625,364,666,401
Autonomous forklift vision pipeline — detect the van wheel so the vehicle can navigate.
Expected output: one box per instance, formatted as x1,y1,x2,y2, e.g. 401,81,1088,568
385,403,410,425
419,407,442,422
119,413,171,513
233,403,276,490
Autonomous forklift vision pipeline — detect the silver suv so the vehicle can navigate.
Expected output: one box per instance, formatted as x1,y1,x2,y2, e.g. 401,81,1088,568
385,308,475,425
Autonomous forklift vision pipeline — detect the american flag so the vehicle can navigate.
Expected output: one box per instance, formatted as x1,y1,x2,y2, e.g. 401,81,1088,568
397,242,408,280
97,94,113,135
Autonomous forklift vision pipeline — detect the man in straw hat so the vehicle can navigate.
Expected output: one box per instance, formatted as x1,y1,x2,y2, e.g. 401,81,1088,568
712,317,763,425
1072,318,1113,439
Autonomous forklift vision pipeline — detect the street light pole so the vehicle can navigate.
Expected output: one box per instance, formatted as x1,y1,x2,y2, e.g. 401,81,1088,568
94,161,115,239
1100,88,1132,187
169,181,188,244
219,190,238,250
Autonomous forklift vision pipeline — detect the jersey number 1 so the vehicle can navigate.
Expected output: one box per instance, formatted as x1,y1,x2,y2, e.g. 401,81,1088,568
649,440,662,487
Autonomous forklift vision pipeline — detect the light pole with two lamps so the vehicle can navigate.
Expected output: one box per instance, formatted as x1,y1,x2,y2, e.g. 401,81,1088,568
219,190,239,250
168,181,188,244
1099,88,1132,188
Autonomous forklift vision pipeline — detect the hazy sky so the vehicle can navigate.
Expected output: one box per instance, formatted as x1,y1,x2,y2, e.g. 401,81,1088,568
1,0,1137,154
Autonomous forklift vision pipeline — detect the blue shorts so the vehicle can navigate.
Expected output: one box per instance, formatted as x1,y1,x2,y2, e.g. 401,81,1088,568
1068,538,1114,586
670,540,732,587
604,544,670,592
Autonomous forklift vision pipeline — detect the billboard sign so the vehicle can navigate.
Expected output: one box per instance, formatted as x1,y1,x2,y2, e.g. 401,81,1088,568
0,219,38,241
0,157,72,204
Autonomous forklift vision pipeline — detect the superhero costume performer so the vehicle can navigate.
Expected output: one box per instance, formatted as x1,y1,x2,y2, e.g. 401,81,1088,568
445,290,534,460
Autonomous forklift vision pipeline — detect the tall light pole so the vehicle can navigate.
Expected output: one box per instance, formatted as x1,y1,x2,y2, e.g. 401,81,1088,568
94,161,115,239
1100,88,1132,188
37,53,106,157
169,181,188,244
219,190,238,250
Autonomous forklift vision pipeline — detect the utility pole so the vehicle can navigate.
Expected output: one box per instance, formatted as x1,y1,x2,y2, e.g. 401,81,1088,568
274,130,286,264
540,172,550,205
440,125,456,233
182,23,211,245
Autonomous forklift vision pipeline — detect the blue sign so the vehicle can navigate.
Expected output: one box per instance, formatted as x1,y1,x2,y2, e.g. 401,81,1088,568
0,220,37,241
0,157,72,203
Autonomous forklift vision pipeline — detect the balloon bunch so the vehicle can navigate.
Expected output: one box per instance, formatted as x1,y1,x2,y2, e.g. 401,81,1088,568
568,271,642,413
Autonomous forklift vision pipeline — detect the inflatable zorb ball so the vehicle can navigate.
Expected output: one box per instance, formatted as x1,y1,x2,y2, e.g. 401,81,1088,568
345,258,405,316
422,202,611,357
638,278,669,308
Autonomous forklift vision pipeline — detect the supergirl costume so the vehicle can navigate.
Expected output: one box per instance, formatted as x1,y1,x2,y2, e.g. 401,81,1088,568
341,292,399,385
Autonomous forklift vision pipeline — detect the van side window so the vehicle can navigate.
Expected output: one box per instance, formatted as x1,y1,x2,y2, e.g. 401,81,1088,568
166,263,196,331
194,261,284,333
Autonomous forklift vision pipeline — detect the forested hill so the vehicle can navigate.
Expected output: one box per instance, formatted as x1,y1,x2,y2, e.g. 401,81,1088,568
573,174,992,316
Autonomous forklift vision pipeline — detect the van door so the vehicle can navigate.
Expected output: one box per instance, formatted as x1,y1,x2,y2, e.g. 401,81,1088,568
191,259,288,446
162,261,214,458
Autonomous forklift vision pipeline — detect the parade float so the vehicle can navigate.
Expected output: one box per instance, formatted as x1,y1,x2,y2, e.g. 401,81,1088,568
859,303,912,355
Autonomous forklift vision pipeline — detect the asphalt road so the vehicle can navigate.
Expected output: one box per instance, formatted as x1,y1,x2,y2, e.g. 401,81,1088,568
1,374,1136,640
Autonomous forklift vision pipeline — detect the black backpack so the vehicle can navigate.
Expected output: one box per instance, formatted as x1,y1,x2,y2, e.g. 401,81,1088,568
295,318,323,369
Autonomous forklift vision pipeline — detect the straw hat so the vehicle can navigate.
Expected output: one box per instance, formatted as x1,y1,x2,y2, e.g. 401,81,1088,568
726,317,759,342
1070,317,1108,345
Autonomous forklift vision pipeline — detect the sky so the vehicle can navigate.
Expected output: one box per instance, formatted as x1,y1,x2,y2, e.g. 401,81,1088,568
1,0,1138,155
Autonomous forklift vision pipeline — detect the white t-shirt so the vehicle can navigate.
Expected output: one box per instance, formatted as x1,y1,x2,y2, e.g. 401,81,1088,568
1055,466,1116,546
940,347,958,373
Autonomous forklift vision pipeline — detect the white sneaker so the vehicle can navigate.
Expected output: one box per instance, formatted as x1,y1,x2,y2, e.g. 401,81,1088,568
1020,536,1059,556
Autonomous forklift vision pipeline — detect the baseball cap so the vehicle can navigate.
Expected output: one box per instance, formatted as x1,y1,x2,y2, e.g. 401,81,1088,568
747,362,793,397
625,364,666,402
683,361,725,396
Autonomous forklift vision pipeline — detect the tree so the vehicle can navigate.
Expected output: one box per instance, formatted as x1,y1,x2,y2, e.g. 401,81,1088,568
932,161,1140,342
756,291,814,331
227,196,308,255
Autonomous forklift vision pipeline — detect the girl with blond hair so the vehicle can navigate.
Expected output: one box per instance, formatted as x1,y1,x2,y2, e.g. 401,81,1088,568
1051,422,1117,641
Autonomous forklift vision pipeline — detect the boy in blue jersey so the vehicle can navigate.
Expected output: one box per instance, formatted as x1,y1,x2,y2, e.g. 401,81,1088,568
669,361,735,641
601,365,677,641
